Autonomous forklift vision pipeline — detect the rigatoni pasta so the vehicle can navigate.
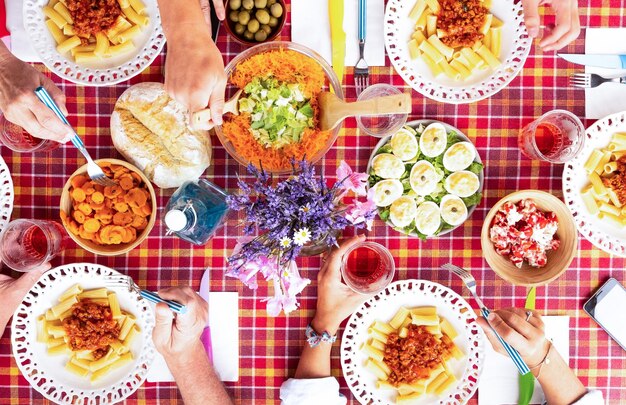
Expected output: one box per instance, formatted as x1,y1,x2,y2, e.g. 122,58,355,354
37,284,139,383
362,306,464,402
581,133,626,228
406,0,503,80
42,0,149,64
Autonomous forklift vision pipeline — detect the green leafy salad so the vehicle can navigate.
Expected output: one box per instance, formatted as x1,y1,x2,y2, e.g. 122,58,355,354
238,76,315,149
368,123,483,239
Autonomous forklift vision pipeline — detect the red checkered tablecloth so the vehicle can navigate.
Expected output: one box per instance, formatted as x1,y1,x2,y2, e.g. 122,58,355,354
1,0,626,403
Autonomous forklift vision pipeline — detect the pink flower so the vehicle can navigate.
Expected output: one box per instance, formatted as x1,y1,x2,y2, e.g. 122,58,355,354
226,237,280,289
264,277,298,316
336,160,368,197
263,261,310,316
345,189,377,231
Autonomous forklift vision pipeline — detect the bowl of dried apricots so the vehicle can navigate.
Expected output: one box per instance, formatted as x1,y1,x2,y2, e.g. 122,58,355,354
60,159,157,256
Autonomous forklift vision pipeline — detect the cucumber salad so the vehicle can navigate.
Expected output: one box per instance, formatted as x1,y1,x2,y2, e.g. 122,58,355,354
368,122,483,239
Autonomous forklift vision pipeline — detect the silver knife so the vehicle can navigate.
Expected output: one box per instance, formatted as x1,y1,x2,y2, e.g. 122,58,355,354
199,266,213,362
558,53,626,69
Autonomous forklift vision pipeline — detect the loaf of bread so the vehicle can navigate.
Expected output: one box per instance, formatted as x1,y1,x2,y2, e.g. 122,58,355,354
111,82,212,189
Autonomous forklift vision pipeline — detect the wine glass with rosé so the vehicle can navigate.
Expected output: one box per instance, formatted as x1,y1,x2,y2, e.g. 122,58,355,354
341,241,395,294
518,110,585,164
0,219,68,271
0,114,60,153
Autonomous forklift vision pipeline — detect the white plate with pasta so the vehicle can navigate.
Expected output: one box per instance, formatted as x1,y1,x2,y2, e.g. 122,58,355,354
23,0,165,86
563,111,626,257
11,263,156,404
340,279,485,405
384,0,531,104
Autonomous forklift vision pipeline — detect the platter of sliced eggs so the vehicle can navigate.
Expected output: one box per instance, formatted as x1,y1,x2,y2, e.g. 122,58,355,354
367,120,484,238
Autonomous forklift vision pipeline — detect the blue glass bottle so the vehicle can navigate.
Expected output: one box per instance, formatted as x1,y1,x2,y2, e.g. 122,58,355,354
163,179,229,245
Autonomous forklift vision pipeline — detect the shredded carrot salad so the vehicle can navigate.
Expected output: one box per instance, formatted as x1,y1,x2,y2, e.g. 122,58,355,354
223,49,332,172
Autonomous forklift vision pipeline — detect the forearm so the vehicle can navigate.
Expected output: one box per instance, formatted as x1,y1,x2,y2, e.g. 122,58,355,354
535,347,587,405
165,342,232,405
157,0,211,40
294,316,338,379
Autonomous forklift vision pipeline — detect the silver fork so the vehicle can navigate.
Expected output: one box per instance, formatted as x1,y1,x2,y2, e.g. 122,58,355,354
354,0,369,96
442,263,531,375
34,86,116,187
569,72,626,89
105,275,187,315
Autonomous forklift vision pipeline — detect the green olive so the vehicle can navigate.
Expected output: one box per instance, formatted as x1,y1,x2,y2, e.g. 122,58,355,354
243,30,254,40
254,30,268,42
268,16,278,27
256,9,270,25
268,0,276,4
230,0,241,10
270,3,283,18
254,0,267,8
242,0,254,10
238,10,250,25
235,23,246,35
229,10,239,22
261,24,272,35
247,18,260,33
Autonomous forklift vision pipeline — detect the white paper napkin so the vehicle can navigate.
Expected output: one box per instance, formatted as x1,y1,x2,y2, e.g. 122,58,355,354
584,28,626,119
478,316,570,405
5,0,41,62
147,292,239,382
291,0,385,67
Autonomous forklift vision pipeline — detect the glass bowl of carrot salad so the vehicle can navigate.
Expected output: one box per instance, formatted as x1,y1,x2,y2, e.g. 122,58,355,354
215,41,343,174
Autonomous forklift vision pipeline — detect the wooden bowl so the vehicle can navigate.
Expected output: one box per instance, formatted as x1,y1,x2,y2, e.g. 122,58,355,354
60,159,157,256
223,0,287,46
480,190,578,287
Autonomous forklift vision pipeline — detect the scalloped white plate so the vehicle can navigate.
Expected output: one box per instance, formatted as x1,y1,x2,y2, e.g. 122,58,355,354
11,263,156,404
23,0,165,86
563,111,626,257
340,280,485,405
0,155,13,235
384,0,532,104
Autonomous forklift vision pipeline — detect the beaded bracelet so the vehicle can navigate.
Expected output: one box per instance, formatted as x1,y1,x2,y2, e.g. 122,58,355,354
305,323,337,347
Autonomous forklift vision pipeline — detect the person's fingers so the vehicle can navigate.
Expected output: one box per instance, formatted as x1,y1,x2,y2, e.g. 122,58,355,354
504,308,545,331
8,107,62,142
26,94,73,142
208,79,226,126
521,0,542,38
12,262,51,293
539,0,575,50
41,75,68,116
323,235,366,281
497,309,541,340
212,0,226,21
152,303,174,349
485,311,529,350
199,0,212,26
477,316,508,355
542,6,580,51
157,286,196,304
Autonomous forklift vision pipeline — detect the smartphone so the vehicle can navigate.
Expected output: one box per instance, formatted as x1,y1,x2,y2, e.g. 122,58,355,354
584,278,626,351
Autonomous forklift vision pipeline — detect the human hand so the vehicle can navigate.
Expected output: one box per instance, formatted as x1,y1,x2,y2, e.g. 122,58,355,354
152,286,209,362
164,23,226,128
0,263,51,333
477,308,550,367
200,0,226,23
0,52,72,143
312,235,371,335
522,0,580,51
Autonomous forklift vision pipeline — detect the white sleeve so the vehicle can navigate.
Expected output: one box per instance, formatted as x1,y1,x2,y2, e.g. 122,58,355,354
571,390,604,405
280,377,347,405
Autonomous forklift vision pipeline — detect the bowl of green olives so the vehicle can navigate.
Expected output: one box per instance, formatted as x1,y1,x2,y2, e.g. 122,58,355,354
224,0,286,45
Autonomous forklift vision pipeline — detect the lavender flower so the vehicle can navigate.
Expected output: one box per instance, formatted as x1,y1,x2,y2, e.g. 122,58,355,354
226,159,376,316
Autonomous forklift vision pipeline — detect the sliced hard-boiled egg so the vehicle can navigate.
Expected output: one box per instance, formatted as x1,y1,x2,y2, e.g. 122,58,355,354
443,141,476,172
389,196,418,228
440,195,468,226
371,179,404,207
372,153,406,179
410,161,441,196
419,123,448,158
444,171,481,198
415,201,441,236
390,127,419,161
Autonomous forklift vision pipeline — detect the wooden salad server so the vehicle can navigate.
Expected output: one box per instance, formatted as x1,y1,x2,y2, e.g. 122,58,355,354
190,89,243,130
319,92,412,131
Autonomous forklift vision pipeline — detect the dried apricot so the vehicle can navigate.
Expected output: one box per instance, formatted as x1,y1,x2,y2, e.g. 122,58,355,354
71,175,89,189
71,188,86,203
91,192,105,204
84,218,101,233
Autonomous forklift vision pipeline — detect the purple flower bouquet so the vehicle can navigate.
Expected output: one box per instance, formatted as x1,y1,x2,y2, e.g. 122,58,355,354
226,160,376,316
